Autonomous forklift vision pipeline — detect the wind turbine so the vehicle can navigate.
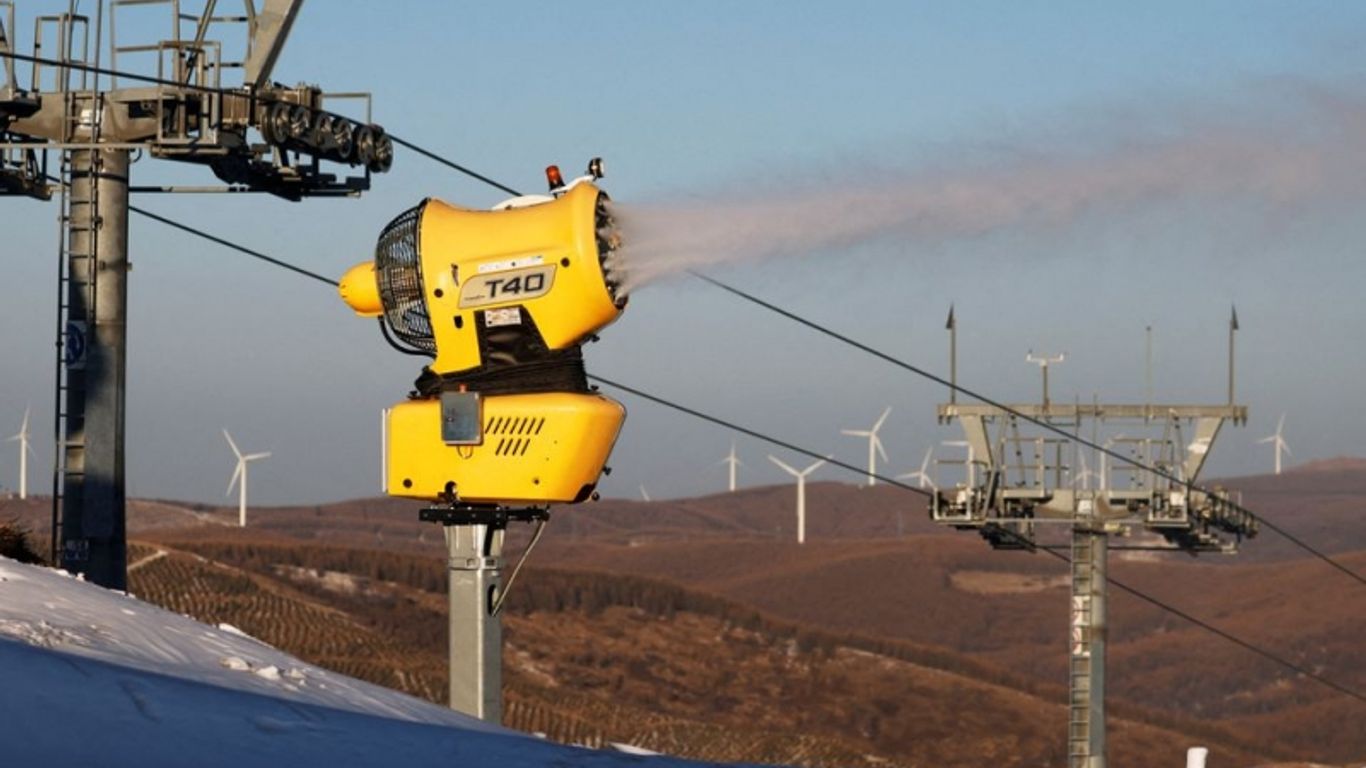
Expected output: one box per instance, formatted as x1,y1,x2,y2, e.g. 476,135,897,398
892,446,936,539
7,407,33,499
639,484,652,502
842,406,892,486
896,447,936,491
1098,434,1131,493
223,429,271,527
1257,414,1292,475
1075,451,1100,491
721,442,743,492
768,454,827,544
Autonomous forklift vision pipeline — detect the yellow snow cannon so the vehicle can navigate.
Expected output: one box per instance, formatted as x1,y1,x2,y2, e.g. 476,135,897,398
339,161,627,507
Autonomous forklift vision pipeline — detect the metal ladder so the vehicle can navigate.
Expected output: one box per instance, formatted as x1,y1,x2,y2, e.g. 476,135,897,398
1067,525,1105,768
1068,531,1094,765
49,91,104,565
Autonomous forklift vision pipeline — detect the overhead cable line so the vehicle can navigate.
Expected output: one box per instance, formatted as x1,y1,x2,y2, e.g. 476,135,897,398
582,379,1364,706
128,205,339,287
1018,532,1366,705
588,375,929,498
387,136,522,197
37,170,341,286
686,271,1366,588
380,107,1361,587
126,193,1365,709
40,38,1342,585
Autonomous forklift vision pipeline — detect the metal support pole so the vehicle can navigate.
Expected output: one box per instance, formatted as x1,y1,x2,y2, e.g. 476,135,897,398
1027,352,1064,410
946,305,957,405
1068,508,1107,768
1144,325,1153,419
444,522,504,723
1227,307,1238,406
60,147,128,590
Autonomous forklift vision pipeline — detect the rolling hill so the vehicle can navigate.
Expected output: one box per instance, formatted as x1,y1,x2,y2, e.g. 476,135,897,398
2,463,1361,765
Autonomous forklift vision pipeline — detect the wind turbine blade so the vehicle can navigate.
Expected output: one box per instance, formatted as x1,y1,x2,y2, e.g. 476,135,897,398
1276,413,1285,436
841,429,870,437
1256,436,1275,445
223,429,243,459
1280,438,1292,458
768,455,798,476
873,434,889,463
803,458,828,475
245,451,272,461
872,407,892,432
227,462,243,496
20,407,29,435
919,447,933,474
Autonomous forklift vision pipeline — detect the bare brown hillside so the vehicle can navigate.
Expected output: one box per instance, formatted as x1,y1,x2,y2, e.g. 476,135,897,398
532,534,1364,762
125,536,1281,767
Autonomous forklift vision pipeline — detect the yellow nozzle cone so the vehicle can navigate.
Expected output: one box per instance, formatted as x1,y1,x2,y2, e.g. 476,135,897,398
339,262,384,318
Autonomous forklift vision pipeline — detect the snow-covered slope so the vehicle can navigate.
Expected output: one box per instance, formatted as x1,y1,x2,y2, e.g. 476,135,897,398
0,556,722,767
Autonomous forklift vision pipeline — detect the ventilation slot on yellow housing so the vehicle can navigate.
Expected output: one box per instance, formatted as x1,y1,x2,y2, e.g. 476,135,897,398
487,415,545,458
486,416,547,436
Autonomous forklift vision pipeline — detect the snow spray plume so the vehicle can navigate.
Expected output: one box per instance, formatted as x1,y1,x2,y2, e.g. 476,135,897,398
611,91,1366,292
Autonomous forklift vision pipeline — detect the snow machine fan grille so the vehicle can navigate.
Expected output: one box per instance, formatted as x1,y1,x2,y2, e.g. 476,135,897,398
375,203,435,353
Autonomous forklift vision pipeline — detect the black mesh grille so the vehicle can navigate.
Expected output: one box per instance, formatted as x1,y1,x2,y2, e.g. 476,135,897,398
375,202,435,353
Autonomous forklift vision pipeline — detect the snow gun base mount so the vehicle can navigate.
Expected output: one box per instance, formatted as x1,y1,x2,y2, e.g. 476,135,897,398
418,503,550,529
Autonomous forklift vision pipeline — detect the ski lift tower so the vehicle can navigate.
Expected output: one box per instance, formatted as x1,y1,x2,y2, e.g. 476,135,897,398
0,0,392,588
932,308,1256,768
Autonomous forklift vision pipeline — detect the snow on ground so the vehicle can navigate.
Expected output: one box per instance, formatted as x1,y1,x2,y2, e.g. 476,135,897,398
0,556,726,767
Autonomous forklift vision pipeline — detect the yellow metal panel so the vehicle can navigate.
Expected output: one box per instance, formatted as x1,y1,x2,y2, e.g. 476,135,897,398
418,182,623,376
387,391,625,505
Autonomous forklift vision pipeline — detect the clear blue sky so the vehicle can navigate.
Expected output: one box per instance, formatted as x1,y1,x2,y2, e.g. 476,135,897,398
3,1,1365,504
